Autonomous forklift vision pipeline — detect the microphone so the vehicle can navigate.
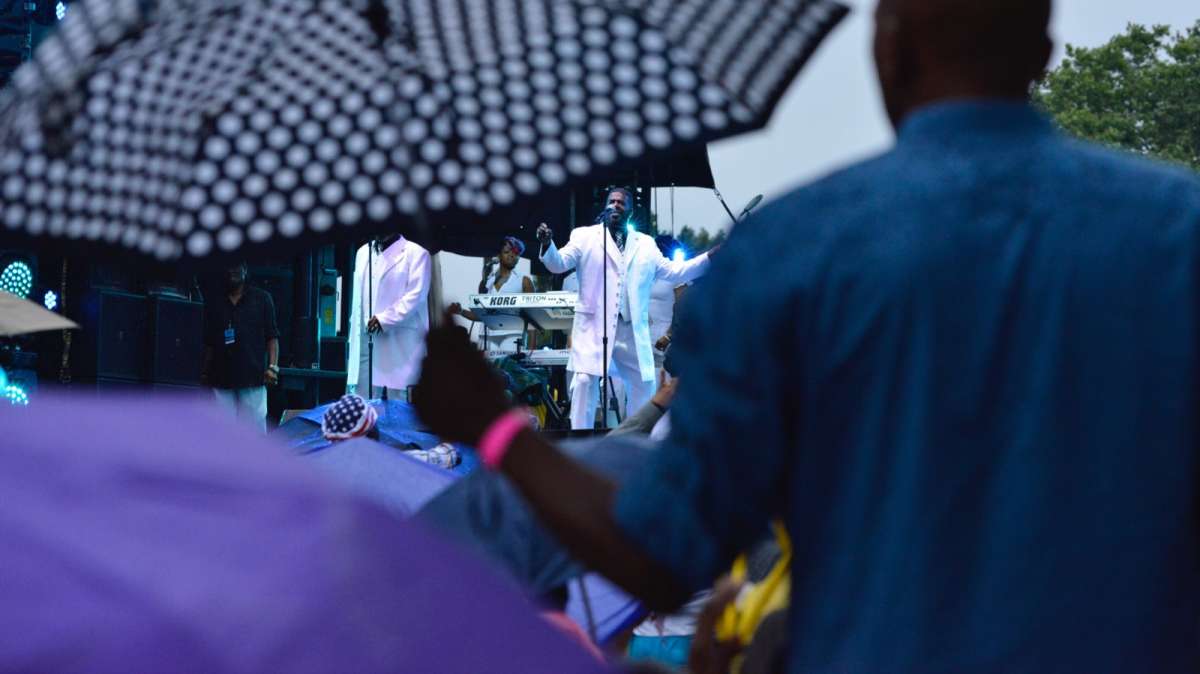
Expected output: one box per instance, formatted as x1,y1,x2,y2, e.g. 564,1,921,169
739,194,764,220
594,207,615,225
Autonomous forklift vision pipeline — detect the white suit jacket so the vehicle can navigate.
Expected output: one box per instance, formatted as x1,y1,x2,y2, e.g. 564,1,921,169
541,225,709,381
347,237,432,390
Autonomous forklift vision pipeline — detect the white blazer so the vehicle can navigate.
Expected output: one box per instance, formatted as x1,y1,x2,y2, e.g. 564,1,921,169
347,236,432,390
541,225,709,381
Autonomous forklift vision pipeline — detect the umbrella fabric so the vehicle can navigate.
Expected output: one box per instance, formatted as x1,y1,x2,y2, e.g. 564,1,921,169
0,289,78,336
419,434,657,597
275,397,481,475
0,0,847,264
568,574,646,647
0,392,612,673
302,435,459,518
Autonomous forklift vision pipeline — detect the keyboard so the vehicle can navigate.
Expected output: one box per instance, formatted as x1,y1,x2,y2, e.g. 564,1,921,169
468,292,577,330
468,292,577,309
486,349,571,367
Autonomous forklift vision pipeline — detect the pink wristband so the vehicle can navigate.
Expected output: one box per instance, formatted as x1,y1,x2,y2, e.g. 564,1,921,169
478,410,529,470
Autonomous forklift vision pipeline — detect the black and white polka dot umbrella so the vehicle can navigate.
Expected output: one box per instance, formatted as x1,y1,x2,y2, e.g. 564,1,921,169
0,0,848,264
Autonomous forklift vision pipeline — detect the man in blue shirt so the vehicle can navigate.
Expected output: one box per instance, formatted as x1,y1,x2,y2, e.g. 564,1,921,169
415,0,1200,671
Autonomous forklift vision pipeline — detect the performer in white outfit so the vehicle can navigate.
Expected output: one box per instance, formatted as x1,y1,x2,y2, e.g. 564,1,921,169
450,236,535,352
346,234,432,401
537,188,713,429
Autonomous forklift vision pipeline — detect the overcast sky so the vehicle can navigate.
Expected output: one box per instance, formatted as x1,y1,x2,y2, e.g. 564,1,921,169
659,0,1199,238
440,1,1197,308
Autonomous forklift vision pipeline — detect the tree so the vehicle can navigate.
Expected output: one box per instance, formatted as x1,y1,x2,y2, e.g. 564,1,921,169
1032,22,1200,172
675,225,727,255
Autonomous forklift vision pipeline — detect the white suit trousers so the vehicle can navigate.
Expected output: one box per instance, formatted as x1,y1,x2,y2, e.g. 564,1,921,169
568,320,656,429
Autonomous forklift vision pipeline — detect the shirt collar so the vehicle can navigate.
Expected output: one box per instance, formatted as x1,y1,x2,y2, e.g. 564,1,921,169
897,99,1053,146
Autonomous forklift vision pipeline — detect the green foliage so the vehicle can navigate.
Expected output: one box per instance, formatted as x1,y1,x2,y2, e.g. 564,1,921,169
676,225,727,254
1033,21,1200,171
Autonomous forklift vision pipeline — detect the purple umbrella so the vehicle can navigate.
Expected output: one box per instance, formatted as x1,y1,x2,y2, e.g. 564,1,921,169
0,392,612,673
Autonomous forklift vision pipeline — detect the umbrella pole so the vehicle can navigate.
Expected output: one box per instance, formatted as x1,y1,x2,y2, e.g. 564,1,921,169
575,577,599,644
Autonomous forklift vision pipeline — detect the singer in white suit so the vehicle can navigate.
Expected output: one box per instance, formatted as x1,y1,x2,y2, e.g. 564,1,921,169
538,188,712,429
347,234,432,400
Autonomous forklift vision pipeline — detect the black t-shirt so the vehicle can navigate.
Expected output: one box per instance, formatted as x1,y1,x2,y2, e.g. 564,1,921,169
204,286,279,389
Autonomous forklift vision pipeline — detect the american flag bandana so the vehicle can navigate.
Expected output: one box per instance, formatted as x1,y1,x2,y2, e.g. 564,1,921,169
321,394,378,441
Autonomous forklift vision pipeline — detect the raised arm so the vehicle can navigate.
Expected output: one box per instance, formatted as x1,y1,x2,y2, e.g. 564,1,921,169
538,223,582,274
652,245,711,286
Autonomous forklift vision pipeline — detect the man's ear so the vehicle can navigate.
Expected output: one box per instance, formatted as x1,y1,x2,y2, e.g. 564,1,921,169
873,11,915,127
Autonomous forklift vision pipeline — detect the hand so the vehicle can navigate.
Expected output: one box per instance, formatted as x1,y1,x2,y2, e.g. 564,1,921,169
367,315,382,334
536,223,552,245
651,371,678,409
448,302,463,316
654,335,671,352
413,309,513,444
688,576,744,674
264,367,279,386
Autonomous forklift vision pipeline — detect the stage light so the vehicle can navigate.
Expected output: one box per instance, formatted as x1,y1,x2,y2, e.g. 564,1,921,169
672,248,686,263
43,290,57,311
0,366,7,390
626,221,636,235
55,1,66,19
5,384,29,406
0,260,34,299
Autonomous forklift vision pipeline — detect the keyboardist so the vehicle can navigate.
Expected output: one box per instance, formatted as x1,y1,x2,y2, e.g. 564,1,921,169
449,236,535,352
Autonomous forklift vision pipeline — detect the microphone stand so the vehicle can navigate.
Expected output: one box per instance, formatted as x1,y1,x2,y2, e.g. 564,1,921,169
601,216,609,430
713,188,739,227
367,240,374,396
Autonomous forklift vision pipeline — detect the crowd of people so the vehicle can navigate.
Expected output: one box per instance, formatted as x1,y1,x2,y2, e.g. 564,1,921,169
81,0,1200,671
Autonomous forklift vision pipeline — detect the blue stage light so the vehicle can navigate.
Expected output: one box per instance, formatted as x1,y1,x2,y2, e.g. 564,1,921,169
672,248,686,263
55,1,66,20
43,290,58,311
5,384,29,406
0,366,7,390
626,222,636,235
0,260,33,299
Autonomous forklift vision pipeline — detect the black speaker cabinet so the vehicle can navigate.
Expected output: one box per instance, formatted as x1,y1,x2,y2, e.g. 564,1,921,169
150,296,204,385
86,290,149,382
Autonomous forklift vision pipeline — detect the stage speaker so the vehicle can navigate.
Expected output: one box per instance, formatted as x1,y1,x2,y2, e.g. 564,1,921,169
90,290,148,382
150,296,204,385
320,336,347,372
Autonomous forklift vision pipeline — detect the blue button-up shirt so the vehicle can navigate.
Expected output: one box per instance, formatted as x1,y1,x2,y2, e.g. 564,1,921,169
614,101,1200,673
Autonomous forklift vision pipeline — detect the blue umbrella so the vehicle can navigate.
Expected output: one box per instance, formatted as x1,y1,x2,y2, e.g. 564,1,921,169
302,435,459,518
419,434,657,643
275,398,480,476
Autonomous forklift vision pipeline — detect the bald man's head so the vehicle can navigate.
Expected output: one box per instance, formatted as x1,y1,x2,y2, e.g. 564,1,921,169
873,0,1053,127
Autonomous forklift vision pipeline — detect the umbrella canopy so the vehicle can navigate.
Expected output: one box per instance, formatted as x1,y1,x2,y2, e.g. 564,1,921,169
0,0,847,265
0,289,78,336
301,435,459,518
0,392,612,673
275,397,481,475
419,433,656,598
419,434,656,644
